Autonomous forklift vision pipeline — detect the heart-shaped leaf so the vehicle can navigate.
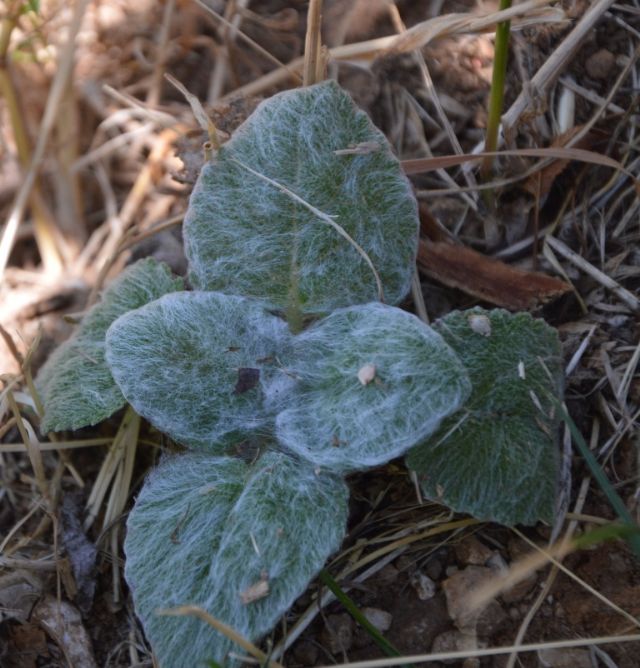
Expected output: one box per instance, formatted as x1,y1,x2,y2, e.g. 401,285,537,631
37,259,183,432
406,308,564,526
125,450,348,667
274,302,471,472
106,292,292,452
184,80,419,314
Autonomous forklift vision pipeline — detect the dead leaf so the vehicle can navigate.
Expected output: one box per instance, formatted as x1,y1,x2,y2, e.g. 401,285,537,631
418,239,572,310
402,146,635,182
60,492,97,615
240,577,270,604
34,597,98,668
0,570,43,623
233,368,260,395
521,126,596,201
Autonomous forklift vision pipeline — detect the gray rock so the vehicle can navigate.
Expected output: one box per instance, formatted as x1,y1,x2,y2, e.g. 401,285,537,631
362,607,392,632
538,647,592,668
454,536,492,566
410,571,437,600
292,640,319,665
431,630,479,665
442,566,507,636
501,571,538,604
321,613,353,655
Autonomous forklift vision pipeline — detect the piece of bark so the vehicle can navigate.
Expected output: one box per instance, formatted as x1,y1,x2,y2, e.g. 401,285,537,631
33,597,98,668
418,239,572,310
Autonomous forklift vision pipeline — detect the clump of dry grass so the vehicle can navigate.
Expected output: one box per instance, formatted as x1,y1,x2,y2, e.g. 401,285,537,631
1,1,640,666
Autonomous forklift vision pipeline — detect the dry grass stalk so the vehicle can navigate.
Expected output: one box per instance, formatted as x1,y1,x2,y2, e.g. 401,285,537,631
303,0,323,86
502,0,618,133
313,634,640,668
0,438,113,453
83,406,140,532
273,516,477,659
0,10,64,274
147,0,176,107
504,476,591,668
387,4,478,202
224,1,564,100
205,0,250,103
5,388,48,501
192,0,301,99
0,0,92,278
160,605,285,668
86,127,177,304
545,235,639,311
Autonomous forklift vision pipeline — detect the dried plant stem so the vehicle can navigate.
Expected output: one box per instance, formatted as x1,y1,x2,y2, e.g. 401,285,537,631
52,76,85,253
6,388,48,501
206,0,249,103
303,0,324,86
159,605,285,668
501,0,616,133
83,406,140,532
0,0,91,278
231,157,385,302
147,0,175,107
481,0,511,179
316,635,640,668
224,1,562,101
0,13,63,273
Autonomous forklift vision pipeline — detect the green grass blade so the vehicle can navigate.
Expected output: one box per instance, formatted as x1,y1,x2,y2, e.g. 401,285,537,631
558,402,640,558
319,570,413,666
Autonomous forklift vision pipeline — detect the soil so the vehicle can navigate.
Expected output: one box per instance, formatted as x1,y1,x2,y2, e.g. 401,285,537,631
1,1,640,667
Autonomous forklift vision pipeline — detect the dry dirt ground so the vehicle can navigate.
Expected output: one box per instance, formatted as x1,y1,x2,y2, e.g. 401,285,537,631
1,1,640,667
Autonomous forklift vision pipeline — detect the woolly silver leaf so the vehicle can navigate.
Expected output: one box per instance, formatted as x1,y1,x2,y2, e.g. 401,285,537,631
406,308,564,526
125,450,348,667
274,302,471,472
105,292,292,452
184,80,419,314
37,259,183,433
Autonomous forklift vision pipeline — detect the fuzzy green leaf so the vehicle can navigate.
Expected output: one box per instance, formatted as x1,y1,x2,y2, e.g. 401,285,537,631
184,80,419,314
406,308,564,526
106,292,292,452
274,303,471,472
37,259,183,433
125,450,348,667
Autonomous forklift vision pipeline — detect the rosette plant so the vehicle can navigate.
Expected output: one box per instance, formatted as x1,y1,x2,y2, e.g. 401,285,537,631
38,81,563,666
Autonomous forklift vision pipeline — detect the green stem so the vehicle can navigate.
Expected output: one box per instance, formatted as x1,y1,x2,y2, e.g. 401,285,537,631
481,0,511,180
557,402,640,559
319,569,413,667
285,264,303,335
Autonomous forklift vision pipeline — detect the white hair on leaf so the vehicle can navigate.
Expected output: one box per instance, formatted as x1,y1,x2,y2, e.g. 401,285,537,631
124,450,348,667
37,258,183,433
274,302,472,472
406,308,564,526
184,80,419,314
105,291,293,453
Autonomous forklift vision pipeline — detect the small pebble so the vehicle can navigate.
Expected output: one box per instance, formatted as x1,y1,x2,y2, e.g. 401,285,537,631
585,48,615,79
321,613,353,654
362,607,392,632
538,647,592,668
292,640,319,665
454,536,492,566
410,571,437,600
377,563,400,584
431,630,478,665
486,552,508,574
